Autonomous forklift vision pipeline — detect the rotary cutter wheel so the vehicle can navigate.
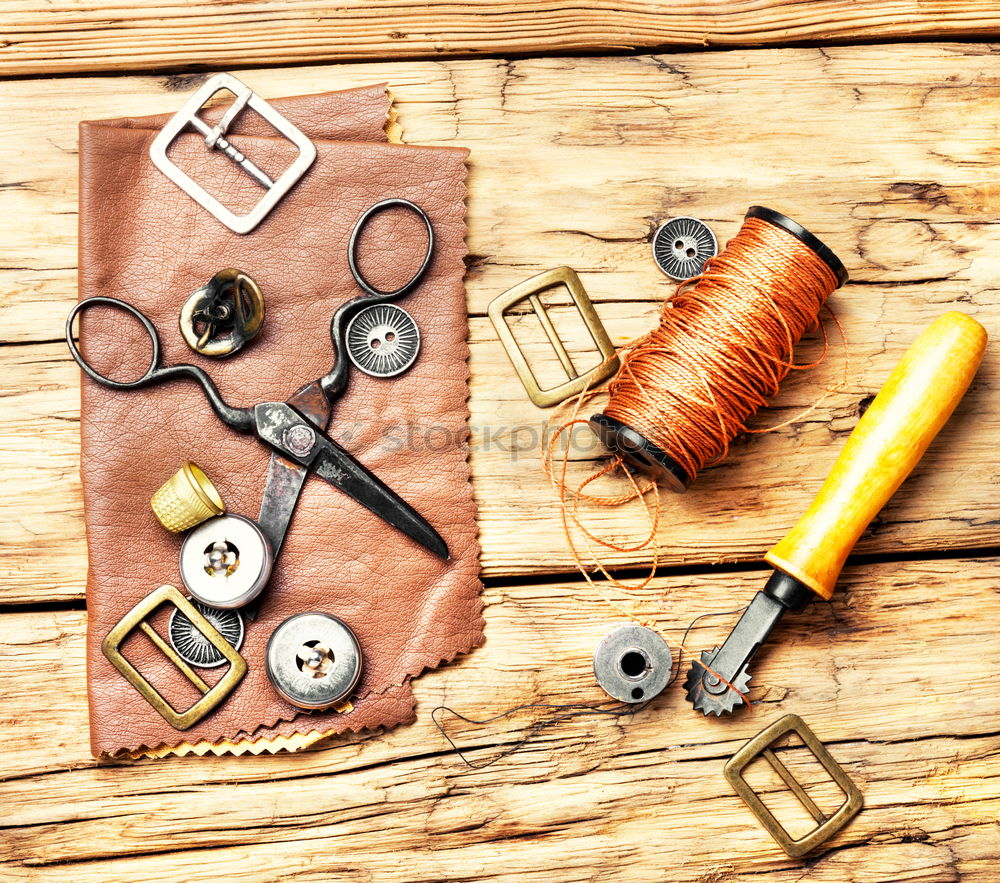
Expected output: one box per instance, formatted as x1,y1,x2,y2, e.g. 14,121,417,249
683,647,753,716
345,303,421,377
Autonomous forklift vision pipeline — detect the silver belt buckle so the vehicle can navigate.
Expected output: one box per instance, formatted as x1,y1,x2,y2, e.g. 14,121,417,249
150,73,317,234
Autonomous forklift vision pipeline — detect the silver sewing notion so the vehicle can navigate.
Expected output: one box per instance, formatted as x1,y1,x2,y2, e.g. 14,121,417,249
345,303,421,378
652,216,718,281
593,623,674,704
168,598,245,668
149,72,317,234
179,513,274,609
266,612,363,710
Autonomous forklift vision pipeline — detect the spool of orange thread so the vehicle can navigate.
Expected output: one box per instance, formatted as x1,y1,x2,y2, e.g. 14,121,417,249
590,206,848,492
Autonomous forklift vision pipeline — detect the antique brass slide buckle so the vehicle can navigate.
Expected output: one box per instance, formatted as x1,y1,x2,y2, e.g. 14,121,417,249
150,73,317,234
724,714,863,857
102,585,247,730
488,267,620,408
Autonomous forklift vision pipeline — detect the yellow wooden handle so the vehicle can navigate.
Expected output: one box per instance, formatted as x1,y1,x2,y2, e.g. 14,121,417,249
765,312,987,600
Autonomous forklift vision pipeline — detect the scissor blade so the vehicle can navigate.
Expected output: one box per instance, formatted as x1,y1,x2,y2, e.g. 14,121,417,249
257,382,332,559
312,438,449,560
258,455,310,559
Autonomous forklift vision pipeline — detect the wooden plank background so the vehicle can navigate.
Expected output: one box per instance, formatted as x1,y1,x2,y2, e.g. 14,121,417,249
4,47,1000,602
5,1,1000,75
1,19,999,883
2,560,999,881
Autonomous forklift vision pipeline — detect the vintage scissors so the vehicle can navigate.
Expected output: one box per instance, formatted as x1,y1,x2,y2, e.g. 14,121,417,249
66,198,448,561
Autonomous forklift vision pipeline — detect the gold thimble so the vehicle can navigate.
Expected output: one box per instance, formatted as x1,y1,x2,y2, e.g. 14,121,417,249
150,462,225,532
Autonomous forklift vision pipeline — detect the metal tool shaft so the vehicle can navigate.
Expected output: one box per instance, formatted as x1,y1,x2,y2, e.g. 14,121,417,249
685,571,813,714
698,590,785,693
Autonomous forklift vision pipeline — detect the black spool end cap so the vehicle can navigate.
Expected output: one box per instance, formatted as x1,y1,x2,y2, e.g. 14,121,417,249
589,413,691,493
745,206,849,288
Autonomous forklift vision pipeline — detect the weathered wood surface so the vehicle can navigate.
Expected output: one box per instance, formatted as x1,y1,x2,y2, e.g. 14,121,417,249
3,39,1000,881
1,559,998,881
5,1,1000,76
3,46,1000,603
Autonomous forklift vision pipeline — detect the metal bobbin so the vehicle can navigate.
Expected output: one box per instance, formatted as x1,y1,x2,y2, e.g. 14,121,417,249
593,624,674,704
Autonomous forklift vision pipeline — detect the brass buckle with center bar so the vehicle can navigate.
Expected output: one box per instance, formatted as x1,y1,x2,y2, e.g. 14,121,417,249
724,714,864,857
149,73,317,234
101,584,247,730
488,267,620,408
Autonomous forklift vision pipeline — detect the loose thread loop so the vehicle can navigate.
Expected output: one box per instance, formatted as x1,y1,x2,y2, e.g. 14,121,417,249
430,603,751,769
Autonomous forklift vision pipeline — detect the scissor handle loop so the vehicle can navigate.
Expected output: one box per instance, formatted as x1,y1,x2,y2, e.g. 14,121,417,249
319,198,435,401
66,297,163,389
65,296,255,432
347,198,434,299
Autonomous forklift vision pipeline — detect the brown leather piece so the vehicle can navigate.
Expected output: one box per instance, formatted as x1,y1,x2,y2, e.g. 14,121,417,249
78,85,483,757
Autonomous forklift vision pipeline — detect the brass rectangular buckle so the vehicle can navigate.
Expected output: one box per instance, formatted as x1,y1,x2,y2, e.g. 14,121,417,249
101,585,247,730
724,714,864,857
150,73,317,234
488,267,620,408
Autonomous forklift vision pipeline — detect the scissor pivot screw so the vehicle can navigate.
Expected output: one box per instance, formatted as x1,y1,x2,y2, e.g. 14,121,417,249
282,424,316,457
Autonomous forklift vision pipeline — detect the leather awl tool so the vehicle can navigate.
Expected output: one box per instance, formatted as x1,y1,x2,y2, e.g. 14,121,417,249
684,312,987,715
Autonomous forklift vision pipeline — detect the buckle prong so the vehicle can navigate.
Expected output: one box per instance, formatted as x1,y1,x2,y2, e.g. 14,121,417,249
187,109,275,190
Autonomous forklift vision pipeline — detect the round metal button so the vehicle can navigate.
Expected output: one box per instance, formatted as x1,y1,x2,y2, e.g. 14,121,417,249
345,303,421,377
179,268,265,358
652,216,718,281
180,514,273,609
168,599,245,668
593,624,674,703
266,612,363,709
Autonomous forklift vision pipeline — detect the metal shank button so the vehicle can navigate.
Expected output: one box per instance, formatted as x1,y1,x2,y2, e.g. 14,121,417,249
266,612,363,710
180,514,274,609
